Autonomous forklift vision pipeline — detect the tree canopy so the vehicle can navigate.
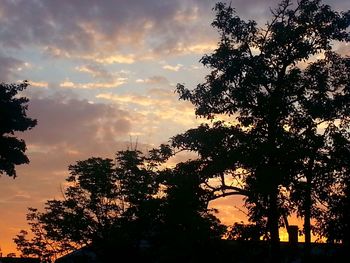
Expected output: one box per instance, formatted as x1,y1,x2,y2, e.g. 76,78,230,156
14,147,225,262
175,0,350,261
0,81,37,177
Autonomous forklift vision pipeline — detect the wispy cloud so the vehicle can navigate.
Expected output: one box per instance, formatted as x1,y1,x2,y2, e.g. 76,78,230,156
29,81,49,88
163,63,183,72
60,78,127,89
0,0,220,63
74,64,111,79
93,54,136,64
0,55,24,81
96,93,169,107
135,76,169,85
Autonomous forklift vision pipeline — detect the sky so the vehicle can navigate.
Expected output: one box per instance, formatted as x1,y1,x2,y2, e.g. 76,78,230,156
0,0,349,256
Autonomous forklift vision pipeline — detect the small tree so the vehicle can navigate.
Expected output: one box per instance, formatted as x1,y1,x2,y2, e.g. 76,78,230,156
14,208,77,263
14,157,120,262
0,81,37,177
14,147,172,262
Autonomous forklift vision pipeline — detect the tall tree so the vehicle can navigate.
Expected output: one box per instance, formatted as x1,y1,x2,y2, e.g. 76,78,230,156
0,81,37,177
175,0,350,261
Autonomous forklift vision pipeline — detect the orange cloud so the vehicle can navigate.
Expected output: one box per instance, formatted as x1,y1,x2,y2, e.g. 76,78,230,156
163,64,183,72
60,79,127,89
29,81,49,88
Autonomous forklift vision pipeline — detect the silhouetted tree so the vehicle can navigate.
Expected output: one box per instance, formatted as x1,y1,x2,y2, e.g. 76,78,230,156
97,147,172,262
314,131,350,251
14,155,135,260
156,160,226,262
15,143,228,262
226,222,267,241
0,81,37,177
175,0,350,261
14,157,120,262
14,147,174,262
14,208,77,263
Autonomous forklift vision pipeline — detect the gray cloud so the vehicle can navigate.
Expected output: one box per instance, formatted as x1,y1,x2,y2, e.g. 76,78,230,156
0,90,136,212
0,0,215,58
136,75,169,85
0,0,347,61
75,64,113,79
22,92,131,148
0,55,24,81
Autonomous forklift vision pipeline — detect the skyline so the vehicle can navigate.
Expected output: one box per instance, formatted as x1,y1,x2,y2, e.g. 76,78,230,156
0,0,349,255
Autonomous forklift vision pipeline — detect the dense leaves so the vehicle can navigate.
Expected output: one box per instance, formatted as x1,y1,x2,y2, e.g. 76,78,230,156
174,0,350,261
0,81,37,177
14,147,225,262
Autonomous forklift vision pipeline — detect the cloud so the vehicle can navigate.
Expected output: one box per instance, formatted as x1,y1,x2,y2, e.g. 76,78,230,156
2,90,136,208
163,64,184,72
29,81,49,88
135,76,169,85
0,0,219,62
22,93,131,147
0,55,25,81
74,64,131,86
59,78,127,89
75,64,112,79
334,42,350,56
92,54,136,64
96,89,204,139
0,0,347,64
96,93,170,107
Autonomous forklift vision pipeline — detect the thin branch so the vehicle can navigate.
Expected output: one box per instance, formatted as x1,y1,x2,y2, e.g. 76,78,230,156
209,190,247,201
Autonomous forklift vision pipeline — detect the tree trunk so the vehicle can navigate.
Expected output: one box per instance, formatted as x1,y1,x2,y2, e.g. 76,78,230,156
269,187,281,263
343,180,350,257
303,158,314,262
266,113,281,262
303,177,311,262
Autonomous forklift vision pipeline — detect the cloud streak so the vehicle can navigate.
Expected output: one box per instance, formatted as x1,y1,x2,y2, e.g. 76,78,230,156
59,79,127,89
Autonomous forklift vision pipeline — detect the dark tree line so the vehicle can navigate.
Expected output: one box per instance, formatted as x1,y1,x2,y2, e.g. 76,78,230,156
14,147,226,263
9,0,350,263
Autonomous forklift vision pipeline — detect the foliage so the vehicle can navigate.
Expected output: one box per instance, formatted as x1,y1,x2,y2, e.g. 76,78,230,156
226,222,267,241
13,208,78,263
0,81,37,177
153,160,226,262
14,146,226,262
160,160,226,241
314,132,350,245
14,157,120,262
174,0,350,260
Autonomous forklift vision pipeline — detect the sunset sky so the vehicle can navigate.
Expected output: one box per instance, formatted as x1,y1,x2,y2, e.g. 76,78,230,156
0,0,349,255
